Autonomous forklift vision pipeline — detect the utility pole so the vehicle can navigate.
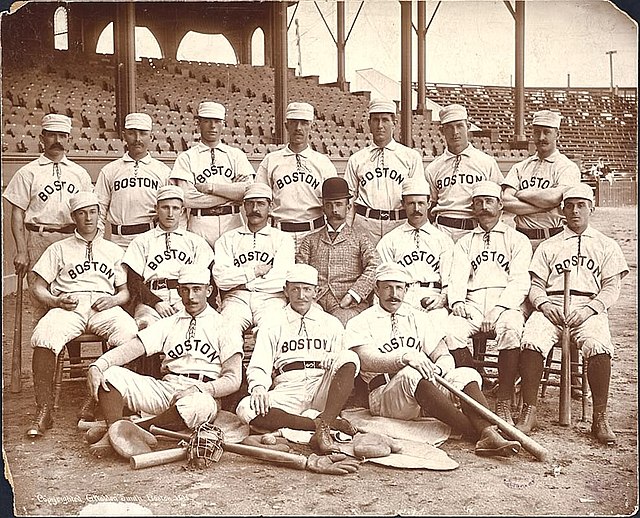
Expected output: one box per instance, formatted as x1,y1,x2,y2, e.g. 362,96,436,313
295,18,302,76
606,50,617,91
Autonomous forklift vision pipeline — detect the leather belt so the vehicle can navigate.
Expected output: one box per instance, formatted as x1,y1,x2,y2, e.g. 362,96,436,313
278,217,325,233
436,215,476,231
111,222,153,236
278,361,323,374
25,223,75,234
368,373,394,392
172,372,215,383
191,205,241,217
516,226,563,240
148,278,179,290
412,281,442,289
355,204,406,221
547,290,596,298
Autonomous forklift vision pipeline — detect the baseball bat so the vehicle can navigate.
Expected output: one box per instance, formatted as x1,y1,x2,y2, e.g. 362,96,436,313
10,275,24,393
434,374,549,462
143,426,308,470
559,268,572,426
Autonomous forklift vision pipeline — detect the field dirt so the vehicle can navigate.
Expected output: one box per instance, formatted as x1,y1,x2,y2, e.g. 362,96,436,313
2,206,637,517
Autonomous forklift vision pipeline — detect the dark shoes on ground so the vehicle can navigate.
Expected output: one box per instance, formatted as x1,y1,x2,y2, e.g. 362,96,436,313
495,399,514,426
26,405,53,438
310,418,340,454
515,403,538,434
475,425,521,457
592,411,616,445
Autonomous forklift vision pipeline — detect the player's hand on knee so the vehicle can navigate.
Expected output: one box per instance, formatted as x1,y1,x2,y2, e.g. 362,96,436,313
320,352,337,369
155,301,177,318
540,302,565,327
451,302,468,318
169,385,200,406
339,293,354,309
87,365,109,401
250,386,270,416
57,294,79,311
565,307,596,328
421,294,446,310
91,296,116,312
403,350,438,381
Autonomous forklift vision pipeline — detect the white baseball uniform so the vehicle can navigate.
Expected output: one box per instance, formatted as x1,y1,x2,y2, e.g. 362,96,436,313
446,222,532,352
345,303,481,420
522,225,629,359
236,304,359,424
425,144,503,242
94,152,171,250
502,149,581,248
255,144,337,248
103,305,242,428
30,230,137,355
122,227,215,328
170,141,255,247
212,223,295,345
344,140,424,245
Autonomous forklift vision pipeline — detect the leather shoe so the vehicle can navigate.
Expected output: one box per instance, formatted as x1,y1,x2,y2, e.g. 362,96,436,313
515,403,538,434
592,411,616,445
78,396,97,421
495,399,514,426
331,416,358,437
26,405,53,438
475,426,521,457
310,418,339,454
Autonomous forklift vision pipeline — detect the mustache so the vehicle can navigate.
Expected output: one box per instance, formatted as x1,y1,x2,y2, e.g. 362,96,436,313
49,143,64,149
248,212,262,217
387,297,402,303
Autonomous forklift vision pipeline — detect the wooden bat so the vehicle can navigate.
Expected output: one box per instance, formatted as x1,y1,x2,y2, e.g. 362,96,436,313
434,374,549,462
130,426,308,471
559,268,572,426
10,275,24,393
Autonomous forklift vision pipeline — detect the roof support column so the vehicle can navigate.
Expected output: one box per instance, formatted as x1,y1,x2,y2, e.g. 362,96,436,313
114,2,136,131
272,1,288,144
400,0,412,146
336,1,347,91
416,1,426,114
514,0,526,143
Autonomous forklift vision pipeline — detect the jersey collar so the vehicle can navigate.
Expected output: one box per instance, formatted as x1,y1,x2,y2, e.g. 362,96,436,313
562,225,596,239
370,138,399,153
238,223,273,236
151,226,184,237
282,144,312,157
443,144,473,159
285,304,323,323
123,152,152,164
38,154,72,166
472,221,508,234
533,149,560,163
371,301,412,319
175,304,218,320
195,142,229,154
401,220,436,234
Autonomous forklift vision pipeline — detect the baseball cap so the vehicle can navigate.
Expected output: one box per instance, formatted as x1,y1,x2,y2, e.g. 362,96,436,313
285,102,314,121
471,181,502,199
197,101,226,120
156,185,184,202
124,113,153,131
368,98,396,115
532,110,561,129
375,262,412,283
286,264,318,286
42,113,72,134
69,192,100,213
402,176,430,197
562,184,594,203
178,265,211,285
439,104,468,125
321,177,351,200
244,183,273,201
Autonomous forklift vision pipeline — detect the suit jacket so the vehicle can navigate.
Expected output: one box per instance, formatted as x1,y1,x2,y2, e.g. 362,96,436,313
297,224,380,304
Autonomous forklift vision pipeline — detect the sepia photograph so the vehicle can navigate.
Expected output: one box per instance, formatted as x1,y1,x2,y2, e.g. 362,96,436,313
1,0,637,516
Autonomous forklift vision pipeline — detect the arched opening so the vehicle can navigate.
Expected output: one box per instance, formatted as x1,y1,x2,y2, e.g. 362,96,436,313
177,32,237,63
95,23,163,59
53,6,68,51
251,27,265,66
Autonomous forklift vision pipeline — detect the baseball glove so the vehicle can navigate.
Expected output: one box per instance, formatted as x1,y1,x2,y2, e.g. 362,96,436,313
108,420,158,459
352,432,402,458
305,453,360,475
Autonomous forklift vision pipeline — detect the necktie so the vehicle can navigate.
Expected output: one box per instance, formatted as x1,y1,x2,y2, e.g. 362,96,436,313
210,148,216,168
328,231,337,242
576,235,582,272
295,153,303,172
391,313,399,338
299,316,309,339
53,163,61,180
413,228,421,250
371,147,385,169
452,154,462,175
86,241,93,262
186,317,197,342
133,160,139,176
165,232,172,253
483,232,490,248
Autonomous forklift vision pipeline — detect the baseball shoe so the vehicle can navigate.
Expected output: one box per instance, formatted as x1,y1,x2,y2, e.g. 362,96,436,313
495,399,514,426
78,396,97,421
310,418,339,455
26,405,53,438
85,424,108,445
89,431,114,458
331,416,358,437
474,426,521,457
515,403,538,434
591,411,616,445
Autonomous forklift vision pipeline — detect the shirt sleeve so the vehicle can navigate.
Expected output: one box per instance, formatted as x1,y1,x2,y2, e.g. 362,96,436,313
343,156,359,199
211,234,256,290
447,239,472,306
496,234,532,309
32,243,61,284
93,169,111,227
169,152,195,183
350,233,379,300
255,156,271,186
246,321,278,392
256,232,295,292
2,169,32,210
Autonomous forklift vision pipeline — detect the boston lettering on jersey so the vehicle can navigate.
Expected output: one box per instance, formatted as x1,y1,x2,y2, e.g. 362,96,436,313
166,338,219,362
38,180,81,202
67,261,115,280
233,250,274,267
553,254,602,277
396,250,440,272
520,177,551,189
378,335,421,354
113,177,160,191
275,171,320,191
281,337,331,354
359,167,404,188
196,166,234,183
436,173,484,190
471,250,510,272
148,249,194,270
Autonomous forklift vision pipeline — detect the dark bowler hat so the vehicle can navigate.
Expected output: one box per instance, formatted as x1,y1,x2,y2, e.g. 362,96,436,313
321,177,351,201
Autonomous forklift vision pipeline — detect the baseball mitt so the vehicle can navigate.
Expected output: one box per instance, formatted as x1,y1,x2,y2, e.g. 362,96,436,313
305,453,360,475
352,432,402,458
108,420,158,459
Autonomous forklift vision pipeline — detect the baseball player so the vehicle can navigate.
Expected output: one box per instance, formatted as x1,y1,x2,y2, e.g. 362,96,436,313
94,112,171,251
425,104,504,242
3,113,93,318
85,265,243,457
255,102,338,250
376,175,453,338
502,110,581,251
516,184,628,444
121,185,214,330
170,101,254,248
345,262,521,457
296,177,380,326
26,192,138,438
236,264,360,454
445,181,532,424
212,183,295,346
344,98,424,245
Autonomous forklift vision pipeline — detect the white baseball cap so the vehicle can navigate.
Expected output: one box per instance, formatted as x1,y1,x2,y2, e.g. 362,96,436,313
285,102,314,121
124,113,153,131
178,265,211,285
286,264,318,286
69,192,100,213
439,104,468,125
375,262,412,283
368,98,396,115
156,185,184,202
244,183,273,201
562,184,594,203
402,176,430,197
532,110,562,129
198,101,226,120
471,181,502,199
42,113,72,134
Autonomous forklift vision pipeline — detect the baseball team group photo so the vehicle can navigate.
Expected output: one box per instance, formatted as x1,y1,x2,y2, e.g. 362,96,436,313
1,1,637,516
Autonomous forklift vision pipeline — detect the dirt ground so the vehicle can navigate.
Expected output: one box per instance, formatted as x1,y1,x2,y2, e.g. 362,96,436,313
1,206,637,517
